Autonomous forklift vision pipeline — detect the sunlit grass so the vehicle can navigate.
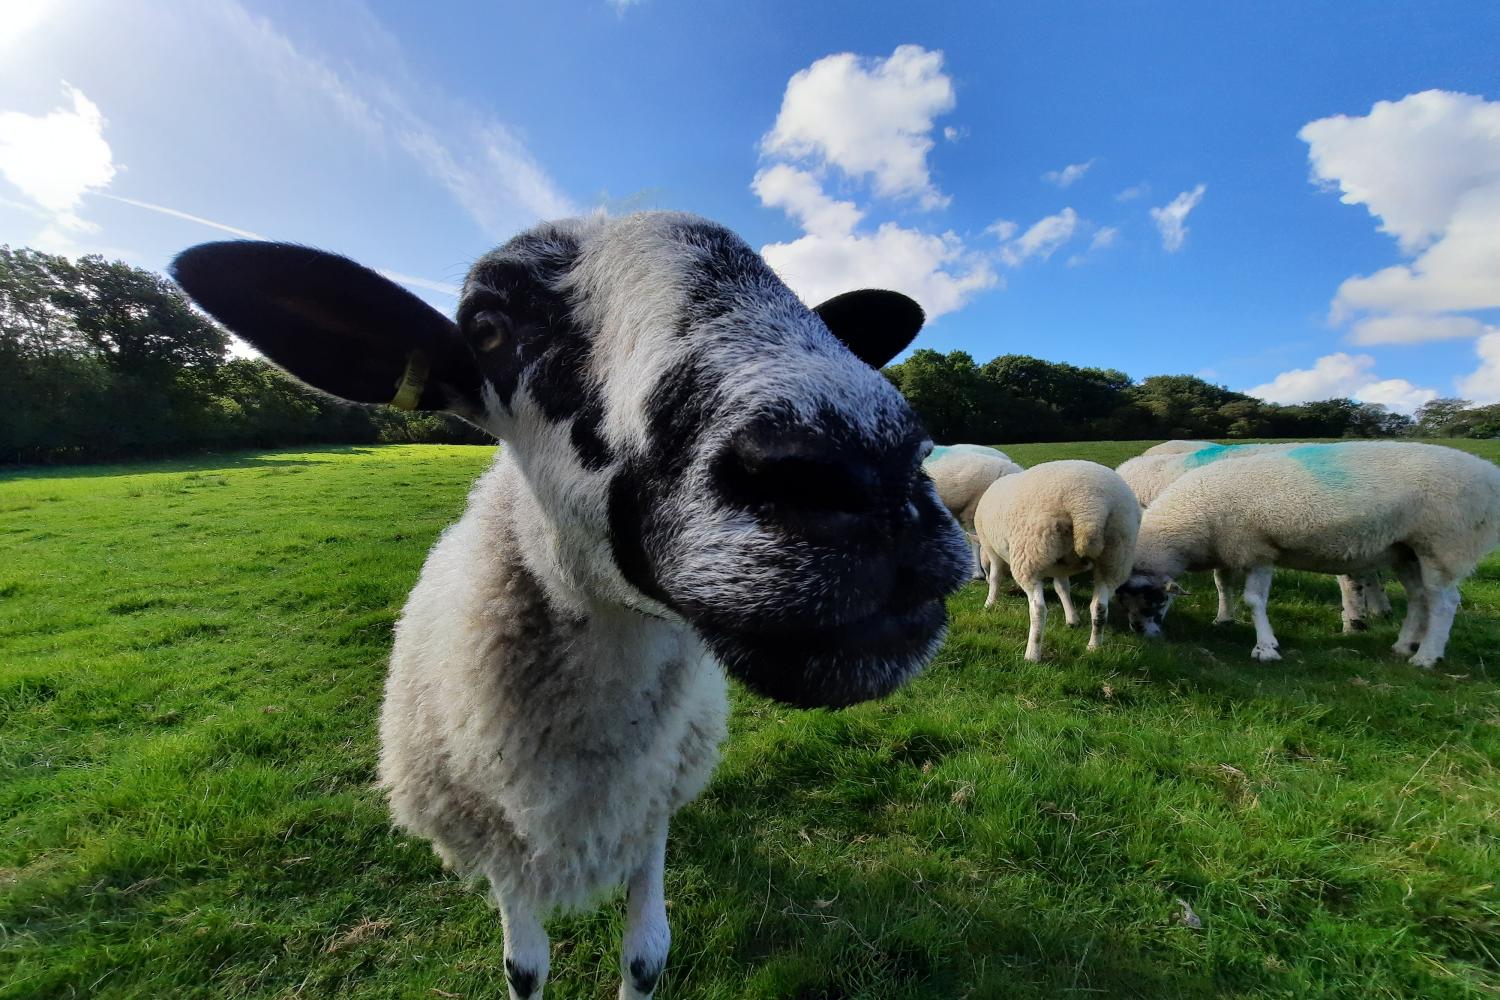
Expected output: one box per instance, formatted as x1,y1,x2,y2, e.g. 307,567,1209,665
3,441,1498,998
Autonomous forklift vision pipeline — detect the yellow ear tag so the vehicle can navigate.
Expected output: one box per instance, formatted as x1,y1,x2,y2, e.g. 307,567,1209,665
390,351,429,410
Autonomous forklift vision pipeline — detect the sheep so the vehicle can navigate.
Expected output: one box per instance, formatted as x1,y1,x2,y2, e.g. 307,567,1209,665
974,460,1141,661
923,443,1025,578
1140,439,1213,456
1117,442,1390,631
1117,442,1500,667
170,212,971,1000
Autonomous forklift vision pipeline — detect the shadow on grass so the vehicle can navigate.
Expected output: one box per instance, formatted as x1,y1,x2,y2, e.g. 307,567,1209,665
0,446,409,483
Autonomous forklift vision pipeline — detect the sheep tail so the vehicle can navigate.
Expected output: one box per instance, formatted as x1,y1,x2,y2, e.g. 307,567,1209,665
1072,512,1107,561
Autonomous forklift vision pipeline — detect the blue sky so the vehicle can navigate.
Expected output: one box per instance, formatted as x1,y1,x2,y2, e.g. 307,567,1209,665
3,0,1499,413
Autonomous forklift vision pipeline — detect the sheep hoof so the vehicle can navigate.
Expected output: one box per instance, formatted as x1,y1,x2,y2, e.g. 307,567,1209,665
1212,616,1235,626
1391,641,1418,656
1343,619,1369,633
1024,649,1044,663
1250,644,1281,662
1065,619,1082,629
1409,653,1439,669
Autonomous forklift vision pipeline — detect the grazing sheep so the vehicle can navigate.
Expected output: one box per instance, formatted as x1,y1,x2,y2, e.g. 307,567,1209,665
974,461,1141,661
1140,439,1213,456
1118,442,1500,667
1117,442,1389,631
171,212,970,1000
924,444,1025,578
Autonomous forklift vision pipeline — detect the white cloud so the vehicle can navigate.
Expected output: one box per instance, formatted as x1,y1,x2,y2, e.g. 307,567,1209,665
1042,159,1094,188
760,224,997,320
1348,313,1499,346
1067,225,1119,267
1116,183,1149,202
218,1,576,238
984,218,1018,242
1456,332,1500,404
754,47,995,321
1245,352,1437,413
1089,226,1119,251
752,164,863,237
0,83,115,232
1150,184,1206,252
1001,208,1079,265
0,0,58,51
761,45,955,210
1301,91,1500,336
943,125,966,143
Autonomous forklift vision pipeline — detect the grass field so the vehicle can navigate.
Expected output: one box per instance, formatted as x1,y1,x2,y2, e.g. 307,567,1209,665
4,440,1500,999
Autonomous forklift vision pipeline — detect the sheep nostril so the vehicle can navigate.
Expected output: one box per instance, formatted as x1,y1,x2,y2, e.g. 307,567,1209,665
723,435,877,515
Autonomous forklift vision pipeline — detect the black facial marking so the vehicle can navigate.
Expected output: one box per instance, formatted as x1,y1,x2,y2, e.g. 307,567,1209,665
461,226,615,470
665,220,780,329
629,956,665,995
608,471,668,607
505,959,539,999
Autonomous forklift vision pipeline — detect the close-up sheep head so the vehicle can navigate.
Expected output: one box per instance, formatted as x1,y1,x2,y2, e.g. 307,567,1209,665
171,212,969,709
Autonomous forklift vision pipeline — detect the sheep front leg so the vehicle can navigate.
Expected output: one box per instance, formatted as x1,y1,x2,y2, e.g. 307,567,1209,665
969,535,986,580
1212,568,1237,624
1053,576,1080,627
1391,559,1429,656
1087,580,1113,651
1337,575,1368,633
620,828,670,1000
1023,579,1048,662
494,891,549,1000
1242,566,1281,662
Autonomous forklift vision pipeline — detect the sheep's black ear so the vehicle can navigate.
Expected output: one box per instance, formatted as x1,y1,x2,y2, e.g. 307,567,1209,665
812,289,925,369
171,241,481,416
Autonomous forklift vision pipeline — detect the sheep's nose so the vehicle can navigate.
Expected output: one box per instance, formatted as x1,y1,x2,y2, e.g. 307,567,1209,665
717,424,922,536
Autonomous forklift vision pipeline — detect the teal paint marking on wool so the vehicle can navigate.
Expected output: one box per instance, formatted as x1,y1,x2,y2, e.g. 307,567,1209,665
1181,443,1234,468
925,443,999,467
1286,444,1352,487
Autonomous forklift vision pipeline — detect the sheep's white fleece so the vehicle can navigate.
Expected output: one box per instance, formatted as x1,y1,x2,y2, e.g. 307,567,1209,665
924,444,1024,579
974,460,1140,661
1140,439,1213,457
1130,441,1500,666
379,455,727,912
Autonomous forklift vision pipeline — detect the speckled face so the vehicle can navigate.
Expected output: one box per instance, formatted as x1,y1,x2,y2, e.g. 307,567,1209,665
1119,573,1174,636
457,215,971,708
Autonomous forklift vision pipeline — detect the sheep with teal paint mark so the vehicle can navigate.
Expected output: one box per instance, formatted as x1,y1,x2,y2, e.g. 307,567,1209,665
923,444,1025,579
1118,442,1391,631
1119,441,1500,668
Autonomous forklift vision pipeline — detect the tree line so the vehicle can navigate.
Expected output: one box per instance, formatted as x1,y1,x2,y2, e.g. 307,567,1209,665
3,246,1494,464
883,349,1497,443
0,247,487,464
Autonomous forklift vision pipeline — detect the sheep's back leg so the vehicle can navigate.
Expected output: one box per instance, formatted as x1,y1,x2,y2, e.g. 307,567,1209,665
1054,576,1080,627
1337,575,1368,633
1242,566,1281,662
1022,578,1048,662
968,534,986,580
1212,568,1238,624
1362,572,1393,617
983,547,1006,609
492,887,549,1000
620,828,670,1000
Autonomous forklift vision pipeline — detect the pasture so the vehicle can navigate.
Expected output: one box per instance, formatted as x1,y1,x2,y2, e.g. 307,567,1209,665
3,441,1499,999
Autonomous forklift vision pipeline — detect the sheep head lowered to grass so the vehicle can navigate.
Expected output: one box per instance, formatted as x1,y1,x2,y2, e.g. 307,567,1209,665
172,212,969,999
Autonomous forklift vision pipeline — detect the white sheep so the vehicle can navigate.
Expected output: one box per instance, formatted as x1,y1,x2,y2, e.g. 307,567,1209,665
974,460,1141,661
1117,442,1390,631
1140,439,1213,456
171,212,970,1000
923,443,1025,578
1118,442,1500,667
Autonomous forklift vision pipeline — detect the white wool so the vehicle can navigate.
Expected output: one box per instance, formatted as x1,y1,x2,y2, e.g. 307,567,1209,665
973,460,1141,662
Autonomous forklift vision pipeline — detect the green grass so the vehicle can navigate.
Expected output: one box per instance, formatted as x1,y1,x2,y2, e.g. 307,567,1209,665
3,441,1499,999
